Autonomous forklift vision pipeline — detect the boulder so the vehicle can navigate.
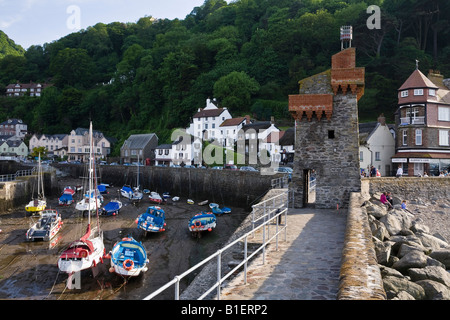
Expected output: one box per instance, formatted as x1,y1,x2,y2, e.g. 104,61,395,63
366,203,388,219
392,250,428,272
415,232,449,251
408,266,450,287
415,280,450,300
373,238,392,265
379,210,413,236
428,249,450,268
391,291,415,300
383,275,426,300
397,243,426,258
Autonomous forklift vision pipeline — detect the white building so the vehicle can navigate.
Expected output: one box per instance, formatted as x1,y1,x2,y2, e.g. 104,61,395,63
68,127,111,162
186,98,232,141
359,114,396,176
219,116,251,148
154,144,173,166
29,133,68,155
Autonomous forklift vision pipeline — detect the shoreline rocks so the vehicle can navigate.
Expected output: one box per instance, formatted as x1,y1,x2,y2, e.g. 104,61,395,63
365,193,450,300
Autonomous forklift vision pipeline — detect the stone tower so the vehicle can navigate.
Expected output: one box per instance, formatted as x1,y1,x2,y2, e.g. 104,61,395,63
288,47,365,209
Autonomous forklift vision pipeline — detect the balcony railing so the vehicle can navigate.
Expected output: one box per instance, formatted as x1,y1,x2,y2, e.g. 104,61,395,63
400,116,425,125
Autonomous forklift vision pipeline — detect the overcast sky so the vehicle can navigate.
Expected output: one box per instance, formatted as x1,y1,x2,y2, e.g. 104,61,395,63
0,0,213,49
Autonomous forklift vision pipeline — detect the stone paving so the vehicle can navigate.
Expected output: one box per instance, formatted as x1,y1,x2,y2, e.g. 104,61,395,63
219,207,347,300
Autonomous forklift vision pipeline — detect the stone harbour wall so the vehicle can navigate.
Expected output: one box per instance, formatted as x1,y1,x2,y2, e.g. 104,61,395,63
361,177,450,201
338,192,386,300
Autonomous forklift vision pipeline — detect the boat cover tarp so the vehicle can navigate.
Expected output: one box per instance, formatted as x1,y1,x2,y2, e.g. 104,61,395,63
59,193,73,204
103,201,121,213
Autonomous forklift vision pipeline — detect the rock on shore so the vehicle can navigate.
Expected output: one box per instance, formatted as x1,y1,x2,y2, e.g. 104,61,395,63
365,193,450,300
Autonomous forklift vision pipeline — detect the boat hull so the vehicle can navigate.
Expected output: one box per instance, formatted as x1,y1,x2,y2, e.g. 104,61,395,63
109,238,148,277
26,210,63,241
136,206,166,233
25,200,46,213
57,236,105,274
189,212,217,233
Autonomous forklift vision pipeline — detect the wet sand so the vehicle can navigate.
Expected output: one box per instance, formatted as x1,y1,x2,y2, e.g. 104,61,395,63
0,179,249,300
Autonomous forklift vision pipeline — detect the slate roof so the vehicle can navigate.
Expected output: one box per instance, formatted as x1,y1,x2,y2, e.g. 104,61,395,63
193,108,226,118
122,133,158,149
398,69,438,90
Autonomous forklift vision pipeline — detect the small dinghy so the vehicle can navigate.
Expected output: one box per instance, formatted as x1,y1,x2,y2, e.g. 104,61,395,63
172,196,180,202
188,212,217,238
198,200,208,206
59,193,74,206
107,236,149,277
149,191,163,204
209,203,231,215
26,209,63,241
101,199,122,216
187,199,194,205
120,185,143,202
135,206,166,234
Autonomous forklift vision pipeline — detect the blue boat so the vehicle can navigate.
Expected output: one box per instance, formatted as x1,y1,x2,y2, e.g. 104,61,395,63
135,206,166,234
107,236,149,277
97,184,108,194
188,212,217,237
101,199,122,216
209,203,231,215
58,193,74,206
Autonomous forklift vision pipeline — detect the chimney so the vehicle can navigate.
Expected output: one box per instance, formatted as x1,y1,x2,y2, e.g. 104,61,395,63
270,116,275,124
377,113,386,126
245,115,250,124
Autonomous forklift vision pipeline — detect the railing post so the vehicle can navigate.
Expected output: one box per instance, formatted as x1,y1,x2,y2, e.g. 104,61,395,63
217,250,222,300
175,276,180,300
244,236,248,285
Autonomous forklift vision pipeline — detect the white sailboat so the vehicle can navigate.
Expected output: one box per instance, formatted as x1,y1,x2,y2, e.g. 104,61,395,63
58,122,105,275
120,155,143,201
25,153,46,214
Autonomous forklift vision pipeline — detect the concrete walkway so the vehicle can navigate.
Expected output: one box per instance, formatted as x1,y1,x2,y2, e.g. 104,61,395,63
219,208,347,300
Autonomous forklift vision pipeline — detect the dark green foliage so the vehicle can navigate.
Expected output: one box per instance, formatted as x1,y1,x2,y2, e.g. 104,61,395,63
1,0,450,155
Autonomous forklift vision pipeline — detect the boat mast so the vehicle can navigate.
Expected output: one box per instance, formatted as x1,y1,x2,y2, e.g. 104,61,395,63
88,122,93,226
38,152,44,200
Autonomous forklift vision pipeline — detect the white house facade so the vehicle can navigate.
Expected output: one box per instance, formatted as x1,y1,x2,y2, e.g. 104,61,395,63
359,115,396,176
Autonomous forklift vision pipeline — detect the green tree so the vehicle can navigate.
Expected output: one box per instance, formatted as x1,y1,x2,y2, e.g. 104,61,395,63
49,48,96,88
213,71,260,113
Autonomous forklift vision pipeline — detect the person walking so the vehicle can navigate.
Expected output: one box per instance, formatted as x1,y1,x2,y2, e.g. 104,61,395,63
396,165,403,178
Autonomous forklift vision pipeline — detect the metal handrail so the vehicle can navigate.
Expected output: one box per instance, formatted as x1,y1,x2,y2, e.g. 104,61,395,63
0,168,36,182
143,190,290,300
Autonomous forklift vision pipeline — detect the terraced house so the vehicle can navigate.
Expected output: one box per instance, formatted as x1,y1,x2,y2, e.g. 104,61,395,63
393,68,450,176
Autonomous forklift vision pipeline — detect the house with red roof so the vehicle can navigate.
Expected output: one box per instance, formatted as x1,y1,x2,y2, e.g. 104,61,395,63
393,67,450,176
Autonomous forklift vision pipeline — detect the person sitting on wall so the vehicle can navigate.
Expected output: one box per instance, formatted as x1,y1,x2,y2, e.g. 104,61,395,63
370,166,377,177
380,192,393,210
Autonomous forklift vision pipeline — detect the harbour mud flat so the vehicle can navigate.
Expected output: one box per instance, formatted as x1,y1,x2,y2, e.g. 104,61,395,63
0,178,249,300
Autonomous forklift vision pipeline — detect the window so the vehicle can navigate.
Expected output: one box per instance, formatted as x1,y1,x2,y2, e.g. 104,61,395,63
375,152,381,161
415,129,422,145
414,89,423,96
402,130,408,145
438,107,450,121
401,90,408,97
328,130,335,139
359,151,363,162
439,130,449,146
429,89,436,96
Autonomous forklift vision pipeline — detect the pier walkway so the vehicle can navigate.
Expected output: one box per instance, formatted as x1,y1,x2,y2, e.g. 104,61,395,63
219,207,347,300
